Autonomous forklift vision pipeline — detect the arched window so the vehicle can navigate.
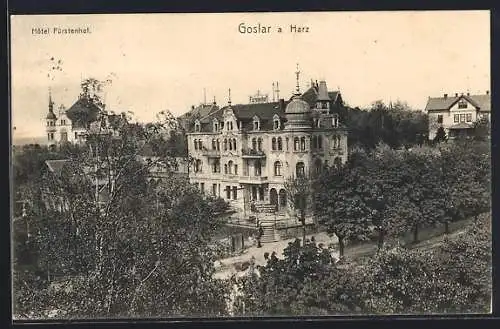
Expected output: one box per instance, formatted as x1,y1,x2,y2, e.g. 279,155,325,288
318,135,323,149
213,119,219,132
312,136,317,149
224,163,228,174
194,139,198,150
234,164,238,175
294,137,300,151
229,139,233,150
194,159,202,173
198,140,203,150
224,139,228,151
273,115,280,130
253,117,260,130
332,114,338,127
334,157,342,167
194,121,201,132
230,122,234,130
216,139,220,150
274,161,282,176
337,136,342,149
228,161,234,174
212,139,216,150
296,162,305,177
317,118,322,128
300,137,306,151
255,160,262,176
272,137,277,150
233,138,237,151
252,138,257,150
286,137,289,151
314,158,322,175
277,137,283,150
257,138,262,151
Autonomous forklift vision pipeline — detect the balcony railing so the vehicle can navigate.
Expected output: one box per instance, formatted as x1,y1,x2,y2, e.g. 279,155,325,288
241,149,266,158
201,148,221,158
239,175,268,184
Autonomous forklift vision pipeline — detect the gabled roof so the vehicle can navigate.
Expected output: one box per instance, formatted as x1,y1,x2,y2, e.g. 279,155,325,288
425,93,491,112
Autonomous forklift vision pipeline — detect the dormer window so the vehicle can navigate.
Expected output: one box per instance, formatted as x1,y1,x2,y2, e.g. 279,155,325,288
458,100,468,109
194,120,201,132
253,116,260,131
273,115,280,130
213,119,219,132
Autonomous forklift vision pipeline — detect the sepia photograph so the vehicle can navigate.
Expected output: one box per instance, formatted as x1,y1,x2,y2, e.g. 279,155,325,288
10,11,491,319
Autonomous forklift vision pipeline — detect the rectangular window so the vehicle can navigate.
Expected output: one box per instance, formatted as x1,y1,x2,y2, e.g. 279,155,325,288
200,183,205,194
226,186,231,199
232,186,237,200
212,184,217,196
60,132,67,142
437,115,443,124
460,114,466,123
234,165,238,175
454,114,459,123
466,113,472,122
458,101,467,109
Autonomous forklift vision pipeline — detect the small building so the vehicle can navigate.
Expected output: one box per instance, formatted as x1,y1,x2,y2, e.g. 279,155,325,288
425,91,491,140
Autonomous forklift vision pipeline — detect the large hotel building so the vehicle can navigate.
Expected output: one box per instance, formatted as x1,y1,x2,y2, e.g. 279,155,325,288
183,74,348,219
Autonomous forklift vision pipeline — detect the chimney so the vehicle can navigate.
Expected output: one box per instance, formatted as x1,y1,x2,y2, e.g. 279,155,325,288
279,98,285,110
486,90,490,95
467,92,470,96
444,93,448,99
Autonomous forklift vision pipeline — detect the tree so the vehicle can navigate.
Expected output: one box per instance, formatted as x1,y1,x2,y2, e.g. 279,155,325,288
402,146,445,243
13,77,230,318
314,149,373,258
433,126,447,143
284,174,313,245
232,239,362,316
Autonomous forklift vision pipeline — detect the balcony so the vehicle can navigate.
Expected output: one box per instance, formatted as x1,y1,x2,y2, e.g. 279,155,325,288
239,175,268,184
201,148,221,158
241,149,266,159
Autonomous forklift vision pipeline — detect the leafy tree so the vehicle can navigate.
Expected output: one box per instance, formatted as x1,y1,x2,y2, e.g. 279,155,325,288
433,126,447,143
314,150,372,257
13,78,230,319
232,239,362,316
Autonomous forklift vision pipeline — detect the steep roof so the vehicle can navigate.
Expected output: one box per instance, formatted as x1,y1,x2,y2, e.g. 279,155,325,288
65,98,101,128
425,93,491,112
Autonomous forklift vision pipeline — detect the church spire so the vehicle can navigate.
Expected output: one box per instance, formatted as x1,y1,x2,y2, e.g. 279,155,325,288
48,87,54,112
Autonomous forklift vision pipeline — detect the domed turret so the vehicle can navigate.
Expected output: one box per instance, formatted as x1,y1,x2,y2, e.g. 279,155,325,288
284,64,312,130
285,95,311,114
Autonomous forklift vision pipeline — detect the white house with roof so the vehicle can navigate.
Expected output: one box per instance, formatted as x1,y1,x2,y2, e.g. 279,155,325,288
425,91,491,140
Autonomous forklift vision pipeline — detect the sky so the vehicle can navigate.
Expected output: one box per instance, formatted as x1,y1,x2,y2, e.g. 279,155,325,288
11,11,490,138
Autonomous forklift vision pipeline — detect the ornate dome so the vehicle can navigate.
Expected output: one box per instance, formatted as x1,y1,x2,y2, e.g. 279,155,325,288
285,95,311,114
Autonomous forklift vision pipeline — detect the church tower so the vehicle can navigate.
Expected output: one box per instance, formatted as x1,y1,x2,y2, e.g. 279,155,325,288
45,88,57,145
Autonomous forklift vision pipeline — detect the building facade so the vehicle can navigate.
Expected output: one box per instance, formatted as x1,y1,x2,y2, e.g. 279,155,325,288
185,79,348,219
425,91,491,140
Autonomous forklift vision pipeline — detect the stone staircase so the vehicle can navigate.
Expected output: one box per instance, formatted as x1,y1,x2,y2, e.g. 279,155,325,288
260,221,278,243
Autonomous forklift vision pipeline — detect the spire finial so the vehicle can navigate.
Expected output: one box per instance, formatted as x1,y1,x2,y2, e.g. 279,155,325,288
295,63,301,94
228,88,232,106
213,96,216,105
48,87,54,112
